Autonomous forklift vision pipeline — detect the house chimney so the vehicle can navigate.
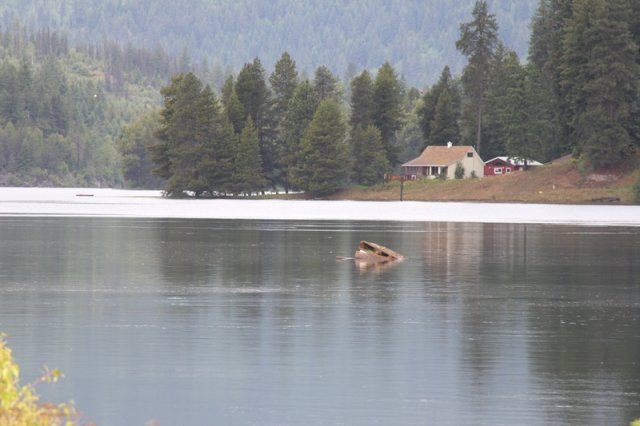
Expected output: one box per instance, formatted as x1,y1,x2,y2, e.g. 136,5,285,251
447,141,452,149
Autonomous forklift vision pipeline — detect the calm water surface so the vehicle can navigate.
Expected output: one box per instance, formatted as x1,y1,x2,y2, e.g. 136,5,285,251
0,216,639,425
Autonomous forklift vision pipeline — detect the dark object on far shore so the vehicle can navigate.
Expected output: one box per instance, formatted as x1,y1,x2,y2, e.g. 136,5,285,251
591,197,620,203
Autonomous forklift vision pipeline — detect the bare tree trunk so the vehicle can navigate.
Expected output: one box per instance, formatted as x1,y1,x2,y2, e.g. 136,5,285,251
476,103,482,155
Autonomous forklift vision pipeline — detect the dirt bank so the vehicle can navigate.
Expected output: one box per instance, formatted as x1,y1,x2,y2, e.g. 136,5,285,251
321,163,639,204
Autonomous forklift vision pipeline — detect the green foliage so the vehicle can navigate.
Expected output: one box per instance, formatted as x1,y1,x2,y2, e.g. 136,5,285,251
269,52,299,126
225,90,245,135
456,0,499,155
313,66,341,101
560,0,639,168
291,99,349,195
454,162,465,179
349,70,375,129
116,110,165,188
417,66,461,149
351,125,390,186
150,73,236,196
232,116,267,195
2,0,539,87
430,88,460,146
373,62,404,166
280,80,319,192
235,58,278,185
0,333,77,425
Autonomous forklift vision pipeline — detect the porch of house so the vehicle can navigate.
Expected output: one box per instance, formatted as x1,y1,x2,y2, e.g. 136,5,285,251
403,165,448,180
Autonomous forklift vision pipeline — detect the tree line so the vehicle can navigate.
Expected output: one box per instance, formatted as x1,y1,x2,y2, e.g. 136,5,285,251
143,0,639,196
141,55,405,195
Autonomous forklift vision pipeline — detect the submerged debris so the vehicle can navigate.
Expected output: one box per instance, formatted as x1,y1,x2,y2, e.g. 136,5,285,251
336,241,404,263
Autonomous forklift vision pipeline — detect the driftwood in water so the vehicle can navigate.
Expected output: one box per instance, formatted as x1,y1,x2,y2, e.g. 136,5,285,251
353,241,404,262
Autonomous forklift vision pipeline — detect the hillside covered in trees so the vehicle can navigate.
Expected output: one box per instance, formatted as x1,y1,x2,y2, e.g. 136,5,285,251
0,0,538,86
0,25,211,187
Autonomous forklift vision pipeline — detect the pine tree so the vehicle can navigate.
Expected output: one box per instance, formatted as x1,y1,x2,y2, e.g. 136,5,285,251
221,74,234,106
349,70,374,129
430,89,460,146
483,46,522,159
269,52,299,126
225,90,245,134
501,65,553,166
351,124,389,186
561,0,639,167
417,66,460,148
372,61,403,165
280,80,319,193
195,84,236,194
149,72,202,195
527,0,573,159
291,99,348,195
235,57,278,185
456,0,499,155
313,65,340,101
231,116,267,195
117,109,165,188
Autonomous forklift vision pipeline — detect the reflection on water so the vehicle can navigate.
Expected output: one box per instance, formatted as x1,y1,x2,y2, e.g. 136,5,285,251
0,218,638,426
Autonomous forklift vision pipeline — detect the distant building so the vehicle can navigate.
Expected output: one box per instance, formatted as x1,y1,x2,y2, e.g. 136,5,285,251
402,143,485,180
484,157,543,176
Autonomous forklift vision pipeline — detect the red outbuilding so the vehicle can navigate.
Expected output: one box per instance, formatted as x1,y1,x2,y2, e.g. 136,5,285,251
484,157,543,176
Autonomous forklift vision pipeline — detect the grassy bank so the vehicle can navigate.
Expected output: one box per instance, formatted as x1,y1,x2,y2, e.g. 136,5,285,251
317,163,640,204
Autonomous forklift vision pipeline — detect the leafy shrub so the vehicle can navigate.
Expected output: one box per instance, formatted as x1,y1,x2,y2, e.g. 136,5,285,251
470,170,478,178
454,162,465,179
0,334,77,425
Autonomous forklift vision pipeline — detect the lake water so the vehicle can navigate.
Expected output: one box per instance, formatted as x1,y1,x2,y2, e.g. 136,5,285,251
0,189,639,425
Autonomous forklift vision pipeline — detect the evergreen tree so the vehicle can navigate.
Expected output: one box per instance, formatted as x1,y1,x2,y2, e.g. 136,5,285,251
280,80,319,193
291,99,348,195
417,66,460,148
231,116,267,195
225,90,245,134
195,84,236,194
235,57,278,185
221,74,234,106
349,70,374,129
372,61,403,165
313,65,340,101
117,109,165,188
501,65,553,166
430,88,460,146
483,46,522,159
351,124,390,186
527,0,573,159
561,0,639,167
456,0,499,155
149,72,202,195
269,52,299,126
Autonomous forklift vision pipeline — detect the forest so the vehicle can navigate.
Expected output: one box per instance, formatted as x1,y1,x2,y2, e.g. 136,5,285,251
0,0,538,86
0,0,639,195
141,0,640,196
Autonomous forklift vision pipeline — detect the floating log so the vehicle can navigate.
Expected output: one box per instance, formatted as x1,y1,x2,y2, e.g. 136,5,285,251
354,241,404,262
76,194,94,197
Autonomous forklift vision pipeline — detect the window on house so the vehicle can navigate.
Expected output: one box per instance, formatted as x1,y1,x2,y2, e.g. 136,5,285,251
431,166,438,175
495,168,503,174
506,168,511,173
467,152,473,157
